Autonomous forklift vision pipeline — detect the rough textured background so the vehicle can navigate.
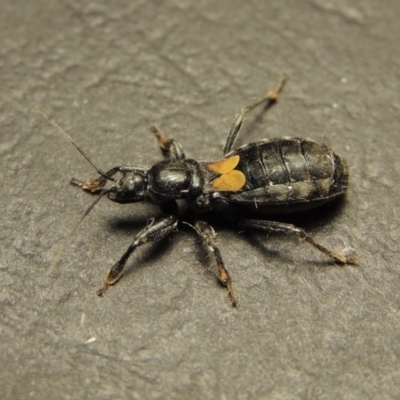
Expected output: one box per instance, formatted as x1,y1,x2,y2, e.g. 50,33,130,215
1,1,400,399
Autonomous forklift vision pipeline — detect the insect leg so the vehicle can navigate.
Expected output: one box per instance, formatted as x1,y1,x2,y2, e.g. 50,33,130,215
223,74,288,155
70,165,148,193
97,215,178,296
70,166,124,192
150,126,185,160
240,219,358,265
194,221,238,307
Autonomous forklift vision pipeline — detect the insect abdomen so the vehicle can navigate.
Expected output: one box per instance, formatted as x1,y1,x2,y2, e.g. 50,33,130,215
223,138,349,208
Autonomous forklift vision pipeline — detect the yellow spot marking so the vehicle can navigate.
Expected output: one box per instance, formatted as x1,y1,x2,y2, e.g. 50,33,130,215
207,155,240,174
212,170,246,191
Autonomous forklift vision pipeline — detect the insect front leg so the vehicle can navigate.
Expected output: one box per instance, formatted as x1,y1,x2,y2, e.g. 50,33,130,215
223,74,288,155
150,126,185,160
194,221,238,307
70,165,123,192
97,215,178,296
70,165,147,193
240,219,358,265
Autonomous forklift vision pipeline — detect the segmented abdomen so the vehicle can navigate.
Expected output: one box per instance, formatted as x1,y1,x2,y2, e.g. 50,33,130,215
227,138,349,205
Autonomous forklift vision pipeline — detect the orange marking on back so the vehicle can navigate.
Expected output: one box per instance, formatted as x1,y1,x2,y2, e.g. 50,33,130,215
207,155,240,174
211,170,246,191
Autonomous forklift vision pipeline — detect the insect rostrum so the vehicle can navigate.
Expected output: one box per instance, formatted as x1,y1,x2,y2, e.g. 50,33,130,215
35,76,357,307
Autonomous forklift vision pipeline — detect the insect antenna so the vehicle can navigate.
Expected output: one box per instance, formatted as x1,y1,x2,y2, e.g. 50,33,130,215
33,107,115,182
47,189,112,275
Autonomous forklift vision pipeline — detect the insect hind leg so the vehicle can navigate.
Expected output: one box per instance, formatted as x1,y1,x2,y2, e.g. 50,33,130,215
240,219,358,265
223,74,288,155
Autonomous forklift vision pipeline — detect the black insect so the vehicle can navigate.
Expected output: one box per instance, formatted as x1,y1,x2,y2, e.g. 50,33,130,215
34,76,357,307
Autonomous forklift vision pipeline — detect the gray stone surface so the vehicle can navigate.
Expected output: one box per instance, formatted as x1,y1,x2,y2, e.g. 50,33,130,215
1,1,399,399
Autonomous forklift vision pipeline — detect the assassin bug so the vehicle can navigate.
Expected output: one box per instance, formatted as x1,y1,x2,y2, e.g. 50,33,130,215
34,76,357,307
